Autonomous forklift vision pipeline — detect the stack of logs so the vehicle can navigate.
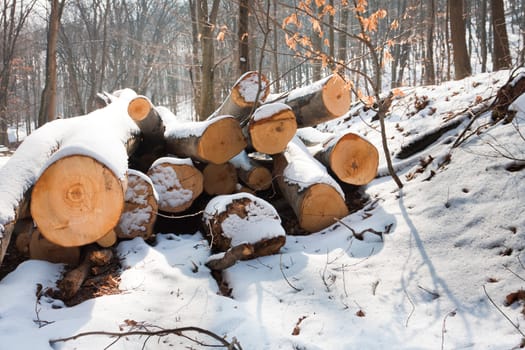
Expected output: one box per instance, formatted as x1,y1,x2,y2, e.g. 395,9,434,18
1,71,379,298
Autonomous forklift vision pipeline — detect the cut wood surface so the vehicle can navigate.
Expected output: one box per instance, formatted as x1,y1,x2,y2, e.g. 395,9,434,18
273,137,349,232
211,71,270,120
115,169,158,240
273,74,351,127
315,133,379,185
202,193,286,256
31,155,126,247
96,230,117,248
159,106,247,164
147,157,203,213
230,151,272,191
202,162,238,195
247,103,297,155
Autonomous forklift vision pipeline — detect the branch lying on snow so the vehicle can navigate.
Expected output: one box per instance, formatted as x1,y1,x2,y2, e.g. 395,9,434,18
49,326,243,350
483,284,525,338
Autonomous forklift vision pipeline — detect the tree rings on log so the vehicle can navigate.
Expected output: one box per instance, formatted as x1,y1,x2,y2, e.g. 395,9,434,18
248,103,297,155
115,169,158,240
202,193,286,259
147,157,203,213
317,133,379,185
202,162,238,195
273,138,349,233
30,155,125,247
127,96,152,122
283,74,351,127
230,151,272,191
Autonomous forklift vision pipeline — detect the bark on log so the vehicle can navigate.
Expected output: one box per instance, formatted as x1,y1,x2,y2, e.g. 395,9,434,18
230,151,272,191
315,133,379,186
29,228,80,266
246,103,297,155
206,243,254,270
158,106,247,165
115,169,158,240
127,96,167,172
270,74,351,127
211,71,270,120
202,193,286,259
273,137,349,233
202,162,238,195
147,157,203,213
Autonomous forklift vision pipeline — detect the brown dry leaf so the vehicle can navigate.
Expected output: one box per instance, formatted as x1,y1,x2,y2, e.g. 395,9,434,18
356,310,366,317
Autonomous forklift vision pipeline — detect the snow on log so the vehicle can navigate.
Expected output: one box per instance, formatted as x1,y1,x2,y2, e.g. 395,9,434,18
246,102,297,155
115,169,158,240
158,106,247,165
271,74,351,127
127,96,167,172
202,162,238,195
202,193,286,268
230,151,272,191
1,94,140,254
211,71,270,120
147,156,203,213
273,137,349,233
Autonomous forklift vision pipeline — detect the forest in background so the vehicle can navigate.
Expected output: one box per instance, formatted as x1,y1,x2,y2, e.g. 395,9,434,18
0,0,524,146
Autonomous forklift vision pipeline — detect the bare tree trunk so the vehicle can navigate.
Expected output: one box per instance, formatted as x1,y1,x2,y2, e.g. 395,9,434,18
424,0,436,85
38,0,65,127
238,0,249,74
480,0,488,72
449,0,472,80
491,0,512,70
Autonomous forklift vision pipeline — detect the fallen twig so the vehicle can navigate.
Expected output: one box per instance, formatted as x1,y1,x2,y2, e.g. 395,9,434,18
279,254,302,292
483,284,525,338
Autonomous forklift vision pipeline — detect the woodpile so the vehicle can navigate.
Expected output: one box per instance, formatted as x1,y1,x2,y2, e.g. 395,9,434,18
0,71,378,299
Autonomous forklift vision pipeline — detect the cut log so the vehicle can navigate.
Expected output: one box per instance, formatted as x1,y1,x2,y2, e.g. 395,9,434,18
206,243,254,271
29,228,80,266
202,193,286,258
271,74,351,127
247,103,297,155
115,169,158,240
127,96,167,172
211,71,270,120
96,230,117,248
273,137,349,233
30,155,125,247
147,157,203,213
202,162,238,195
230,151,272,191
158,106,247,165
315,133,379,186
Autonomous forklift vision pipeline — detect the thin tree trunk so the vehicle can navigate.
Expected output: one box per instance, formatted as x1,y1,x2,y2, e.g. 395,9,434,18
449,0,472,79
238,0,249,75
480,0,488,72
491,0,512,70
424,0,436,85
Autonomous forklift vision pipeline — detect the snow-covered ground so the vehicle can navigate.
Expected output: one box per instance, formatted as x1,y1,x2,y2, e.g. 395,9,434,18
1,69,525,349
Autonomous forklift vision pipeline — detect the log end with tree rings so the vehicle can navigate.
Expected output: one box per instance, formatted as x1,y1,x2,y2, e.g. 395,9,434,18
329,133,379,186
231,71,270,108
203,162,238,195
30,155,125,247
322,75,351,118
244,166,272,191
127,96,152,122
248,108,298,155
298,183,349,233
147,158,204,213
198,117,247,164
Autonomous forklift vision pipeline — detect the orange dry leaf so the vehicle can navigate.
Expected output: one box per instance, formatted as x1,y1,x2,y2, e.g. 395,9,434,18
391,19,399,30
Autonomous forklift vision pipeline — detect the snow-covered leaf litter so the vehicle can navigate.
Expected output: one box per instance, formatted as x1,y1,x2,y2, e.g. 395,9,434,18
0,70,525,349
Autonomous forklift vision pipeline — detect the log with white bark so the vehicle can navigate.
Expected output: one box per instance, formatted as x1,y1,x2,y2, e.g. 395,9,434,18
202,193,286,266
211,71,270,120
273,137,349,233
147,156,203,213
245,102,297,155
269,74,351,127
230,151,272,191
296,128,379,185
202,162,238,195
158,106,247,165
115,169,158,240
